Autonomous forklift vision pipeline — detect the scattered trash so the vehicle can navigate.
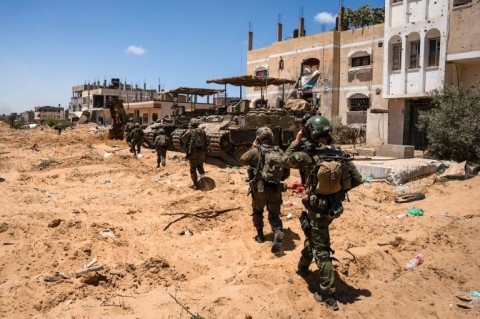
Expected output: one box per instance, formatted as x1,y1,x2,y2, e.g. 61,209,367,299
99,229,116,239
44,272,69,282
406,206,424,217
284,201,298,207
362,177,373,183
286,213,293,219
104,152,112,158
231,166,239,170
75,258,104,277
104,179,111,184
110,146,124,153
397,213,410,220
394,192,426,203
136,153,143,159
48,219,63,228
2,242,15,246
180,229,193,237
455,291,480,309
404,253,424,270
28,123,37,129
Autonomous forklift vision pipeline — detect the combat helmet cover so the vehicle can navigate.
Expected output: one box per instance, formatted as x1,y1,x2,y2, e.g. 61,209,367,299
256,127,274,143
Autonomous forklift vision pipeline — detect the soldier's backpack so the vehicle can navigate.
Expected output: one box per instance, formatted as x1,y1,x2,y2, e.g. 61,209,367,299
310,149,351,195
258,145,288,184
131,128,141,139
189,128,206,150
154,134,168,147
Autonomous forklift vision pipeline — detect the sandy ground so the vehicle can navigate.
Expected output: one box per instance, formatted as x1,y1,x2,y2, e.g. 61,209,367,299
0,122,479,319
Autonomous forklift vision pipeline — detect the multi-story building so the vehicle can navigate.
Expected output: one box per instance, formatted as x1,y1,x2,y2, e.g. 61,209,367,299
69,78,158,125
21,111,34,123
34,106,66,122
246,17,388,146
383,0,449,149
445,0,480,85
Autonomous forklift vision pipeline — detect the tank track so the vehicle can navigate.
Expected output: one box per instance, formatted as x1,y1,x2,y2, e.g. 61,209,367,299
171,129,239,165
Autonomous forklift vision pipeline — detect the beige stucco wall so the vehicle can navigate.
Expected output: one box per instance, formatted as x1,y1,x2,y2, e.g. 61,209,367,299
387,99,405,145
448,2,480,55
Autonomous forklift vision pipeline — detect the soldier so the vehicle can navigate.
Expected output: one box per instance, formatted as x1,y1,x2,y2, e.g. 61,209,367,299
281,116,363,311
125,117,135,148
154,128,170,168
130,123,144,157
240,127,290,256
180,119,207,190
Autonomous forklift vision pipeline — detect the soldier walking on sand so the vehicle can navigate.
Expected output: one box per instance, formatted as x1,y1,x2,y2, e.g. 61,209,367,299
154,128,170,168
125,117,135,148
180,119,207,190
281,116,363,311
240,127,290,256
130,123,144,157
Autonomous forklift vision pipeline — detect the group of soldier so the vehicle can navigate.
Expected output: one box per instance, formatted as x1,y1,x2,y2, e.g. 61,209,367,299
124,115,363,311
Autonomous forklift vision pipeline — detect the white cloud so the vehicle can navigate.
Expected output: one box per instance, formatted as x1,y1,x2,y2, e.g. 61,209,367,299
314,12,337,24
124,45,146,55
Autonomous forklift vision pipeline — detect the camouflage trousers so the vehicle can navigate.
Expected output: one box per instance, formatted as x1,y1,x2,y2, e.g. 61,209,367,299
299,213,335,296
189,151,205,184
130,139,142,155
156,147,167,167
251,185,283,232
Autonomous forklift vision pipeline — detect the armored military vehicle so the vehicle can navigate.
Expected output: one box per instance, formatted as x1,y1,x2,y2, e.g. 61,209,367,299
170,75,315,165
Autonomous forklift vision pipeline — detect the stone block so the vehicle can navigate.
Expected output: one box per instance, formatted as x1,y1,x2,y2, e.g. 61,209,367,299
374,144,414,158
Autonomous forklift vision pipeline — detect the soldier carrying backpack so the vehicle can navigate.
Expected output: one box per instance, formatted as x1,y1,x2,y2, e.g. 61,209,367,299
240,127,290,256
180,119,208,190
154,128,170,168
282,115,363,311
130,123,144,157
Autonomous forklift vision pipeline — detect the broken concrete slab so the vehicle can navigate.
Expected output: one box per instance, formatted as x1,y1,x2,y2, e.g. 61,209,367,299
374,144,415,158
354,158,441,185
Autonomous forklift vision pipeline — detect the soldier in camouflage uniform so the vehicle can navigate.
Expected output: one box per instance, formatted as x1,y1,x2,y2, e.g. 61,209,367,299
130,123,144,157
281,116,362,311
180,119,207,190
125,117,135,148
240,127,290,255
154,128,170,168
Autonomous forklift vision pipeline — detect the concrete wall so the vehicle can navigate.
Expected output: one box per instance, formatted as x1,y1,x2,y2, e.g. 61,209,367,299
366,110,388,146
387,99,405,145
448,1,480,55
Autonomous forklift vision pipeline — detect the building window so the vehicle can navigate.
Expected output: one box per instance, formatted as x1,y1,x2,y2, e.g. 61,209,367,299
301,58,320,74
453,0,472,7
351,55,371,67
392,44,402,71
409,40,420,69
152,113,158,122
349,95,370,111
255,69,268,77
392,0,403,3
428,38,440,67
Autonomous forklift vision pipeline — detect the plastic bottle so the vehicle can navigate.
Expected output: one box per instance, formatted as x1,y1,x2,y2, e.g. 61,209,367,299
397,213,410,219
404,253,424,270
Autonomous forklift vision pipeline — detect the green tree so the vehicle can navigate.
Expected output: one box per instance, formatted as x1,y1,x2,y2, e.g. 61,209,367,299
45,117,59,127
418,83,480,162
342,5,385,30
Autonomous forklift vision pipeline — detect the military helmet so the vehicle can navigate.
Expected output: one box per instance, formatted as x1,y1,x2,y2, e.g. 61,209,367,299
128,117,133,122
157,128,165,134
305,116,332,140
189,118,200,128
256,127,274,143
134,123,140,128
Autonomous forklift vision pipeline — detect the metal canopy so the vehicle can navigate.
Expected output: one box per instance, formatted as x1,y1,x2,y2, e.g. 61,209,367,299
206,75,296,87
166,87,224,96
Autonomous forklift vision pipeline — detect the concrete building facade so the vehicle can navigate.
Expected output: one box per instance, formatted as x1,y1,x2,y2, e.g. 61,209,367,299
34,106,66,122
383,0,449,149
21,111,34,123
246,20,388,146
446,0,480,85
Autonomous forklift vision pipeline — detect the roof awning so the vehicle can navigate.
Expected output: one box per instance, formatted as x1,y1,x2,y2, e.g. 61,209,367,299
206,75,296,87
165,87,224,96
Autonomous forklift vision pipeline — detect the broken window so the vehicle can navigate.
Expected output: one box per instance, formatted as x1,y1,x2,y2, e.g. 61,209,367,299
453,0,472,7
301,58,320,74
349,94,370,111
351,55,371,67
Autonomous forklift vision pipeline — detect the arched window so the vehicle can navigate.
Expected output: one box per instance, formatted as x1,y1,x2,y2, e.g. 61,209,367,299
425,29,441,67
348,93,370,111
407,32,421,69
301,58,320,74
389,36,402,71
254,66,268,77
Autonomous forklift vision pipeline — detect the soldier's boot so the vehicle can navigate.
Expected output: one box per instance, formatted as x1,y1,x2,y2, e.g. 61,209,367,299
190,172,199,190
314,292,339,311
271,228,284,256
296,260,310,277
254,228,265,243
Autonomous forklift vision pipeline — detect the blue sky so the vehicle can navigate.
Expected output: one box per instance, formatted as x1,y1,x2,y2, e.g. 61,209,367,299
0,0,384,114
